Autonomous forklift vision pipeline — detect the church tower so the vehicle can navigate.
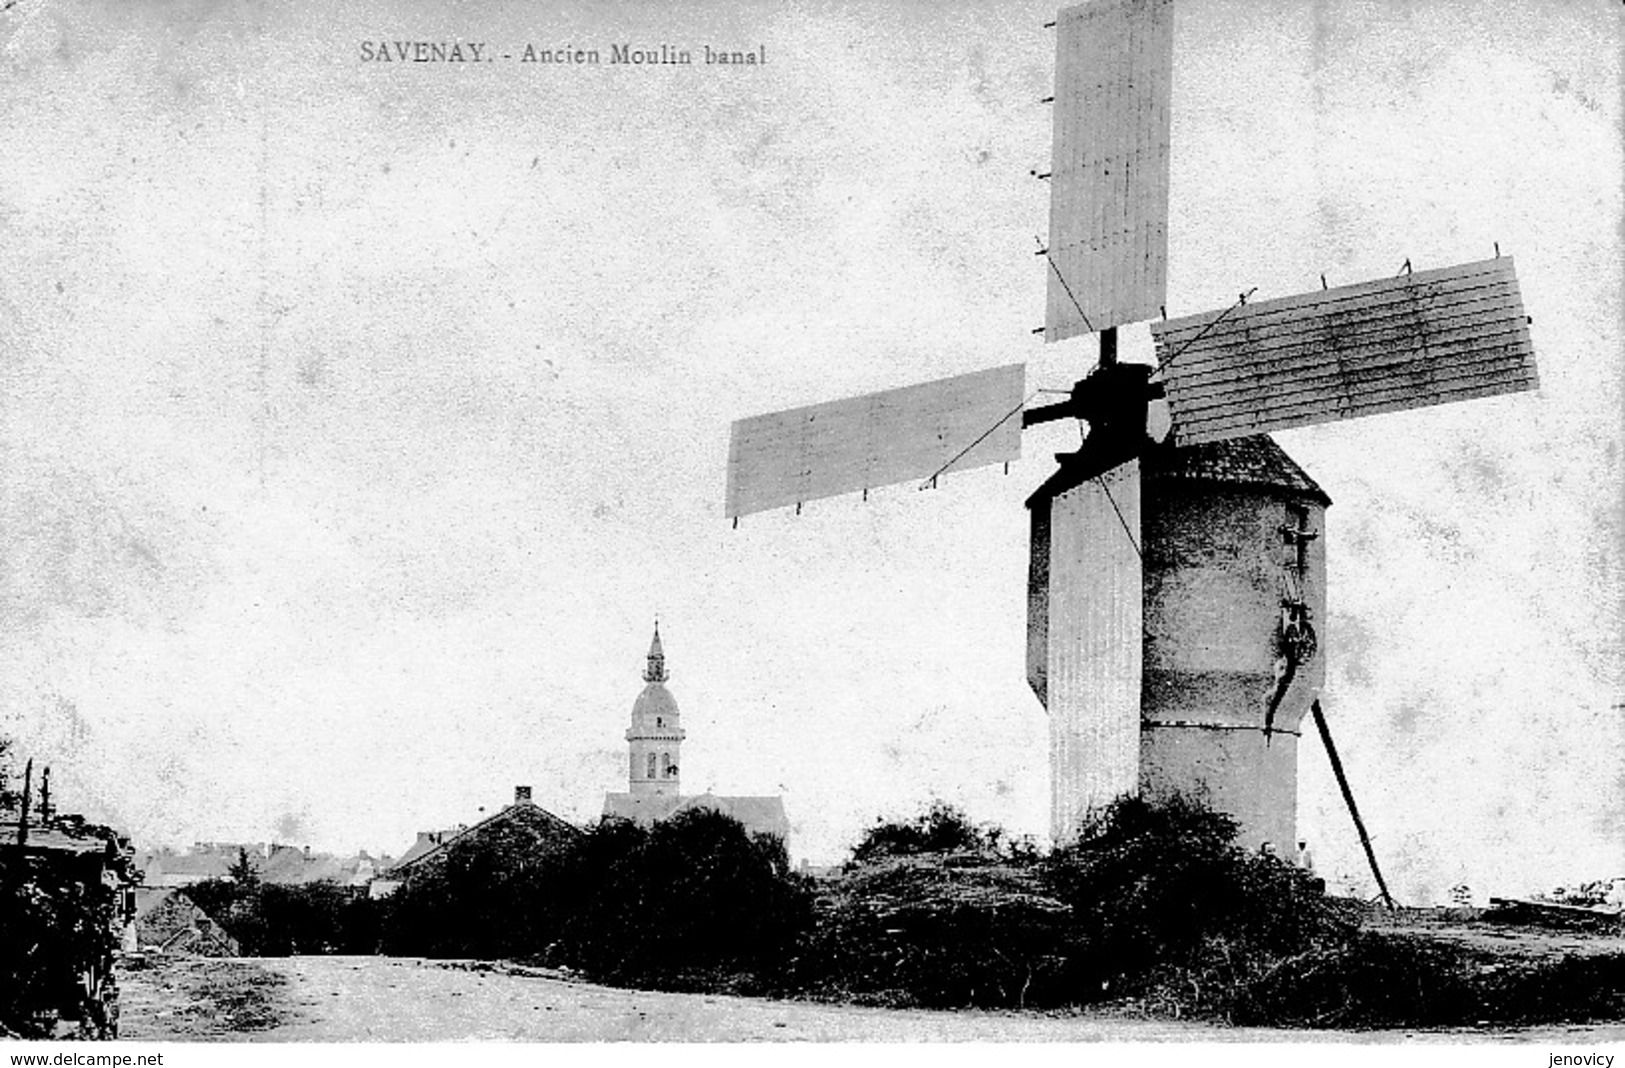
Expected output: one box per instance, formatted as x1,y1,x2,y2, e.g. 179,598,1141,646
625,624,684,796
603,623,789,848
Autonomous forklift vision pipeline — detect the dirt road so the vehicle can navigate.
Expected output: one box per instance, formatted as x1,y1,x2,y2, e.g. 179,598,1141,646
118,955,1625,1043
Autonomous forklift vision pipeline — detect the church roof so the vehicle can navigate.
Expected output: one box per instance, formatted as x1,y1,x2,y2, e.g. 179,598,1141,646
603,792,790,844
642,623,668,683
1142,434,1331,505
680,795,790,843
632,682,680,719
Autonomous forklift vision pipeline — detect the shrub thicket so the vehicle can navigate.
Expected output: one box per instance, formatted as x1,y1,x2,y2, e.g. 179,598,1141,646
379,816,574,959
555,809,812,991
785,796,1349,1014
0,858,120,1037
146,794,1623,1030
848,802,994,865
187,808,811,988
788,803,1066,1007
189,877,381,957
1044,795,1349,1011
788,853,1072,1008
1222,929,1625,1028
0,734,130,1038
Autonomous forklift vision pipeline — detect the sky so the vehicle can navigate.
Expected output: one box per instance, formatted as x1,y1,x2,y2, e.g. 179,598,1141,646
1,0,1620,905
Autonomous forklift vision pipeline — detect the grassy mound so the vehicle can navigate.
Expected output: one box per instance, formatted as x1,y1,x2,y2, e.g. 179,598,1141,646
1228,924,1625,1029
788,851,1071,1008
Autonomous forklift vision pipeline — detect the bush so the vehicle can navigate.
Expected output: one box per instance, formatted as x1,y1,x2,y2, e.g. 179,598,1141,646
0,859,119,1037
380,821,575,960
1225,929,1625,1028
848,802,996,866
190,877,381,957
555,809,811,990
188,807,810,985
258,882,380,955
794,795,1350,1015
779,801,1066,1008
788,853,1072,1008
1044,795,1350,1012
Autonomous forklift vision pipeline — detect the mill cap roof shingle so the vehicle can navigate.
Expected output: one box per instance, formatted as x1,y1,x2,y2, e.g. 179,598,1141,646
1141,433,1331,505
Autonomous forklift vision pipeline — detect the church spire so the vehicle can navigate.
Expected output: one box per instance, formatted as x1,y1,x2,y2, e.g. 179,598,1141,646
643,622,668,683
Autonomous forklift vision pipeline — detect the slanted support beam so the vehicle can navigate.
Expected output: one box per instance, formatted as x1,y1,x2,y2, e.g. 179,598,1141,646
1310,699,1395,909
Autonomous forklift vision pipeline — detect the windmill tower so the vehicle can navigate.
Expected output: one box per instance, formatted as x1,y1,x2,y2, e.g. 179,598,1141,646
723,0,1538,859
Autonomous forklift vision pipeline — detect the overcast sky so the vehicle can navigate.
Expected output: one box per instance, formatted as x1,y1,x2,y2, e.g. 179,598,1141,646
2,0,1619,903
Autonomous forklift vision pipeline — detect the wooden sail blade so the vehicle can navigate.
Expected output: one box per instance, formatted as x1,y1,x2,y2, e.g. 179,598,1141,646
1028,460,1143,845
1046,0,1174,341
1151,257,1538,446
724,364,1026,519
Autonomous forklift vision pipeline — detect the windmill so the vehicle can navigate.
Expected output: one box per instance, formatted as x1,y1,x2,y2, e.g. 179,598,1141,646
723,0,1538,883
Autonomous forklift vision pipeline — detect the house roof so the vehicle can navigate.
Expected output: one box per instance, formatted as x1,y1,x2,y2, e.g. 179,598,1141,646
387,800,582,878
392,831,456,869
256,846,356,885
133,887,241,956
147,852,233,879
1142,434,1331,505
133,886,181,922
136,845,388,888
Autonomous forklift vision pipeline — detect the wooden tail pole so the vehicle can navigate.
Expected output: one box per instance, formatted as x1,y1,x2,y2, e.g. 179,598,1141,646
1310,699,1395,909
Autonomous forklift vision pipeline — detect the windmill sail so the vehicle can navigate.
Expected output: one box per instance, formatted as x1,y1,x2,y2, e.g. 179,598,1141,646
1152,257,1538,446
1046,0,1174,341
725,364,1026,519
1028,460,1143,844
